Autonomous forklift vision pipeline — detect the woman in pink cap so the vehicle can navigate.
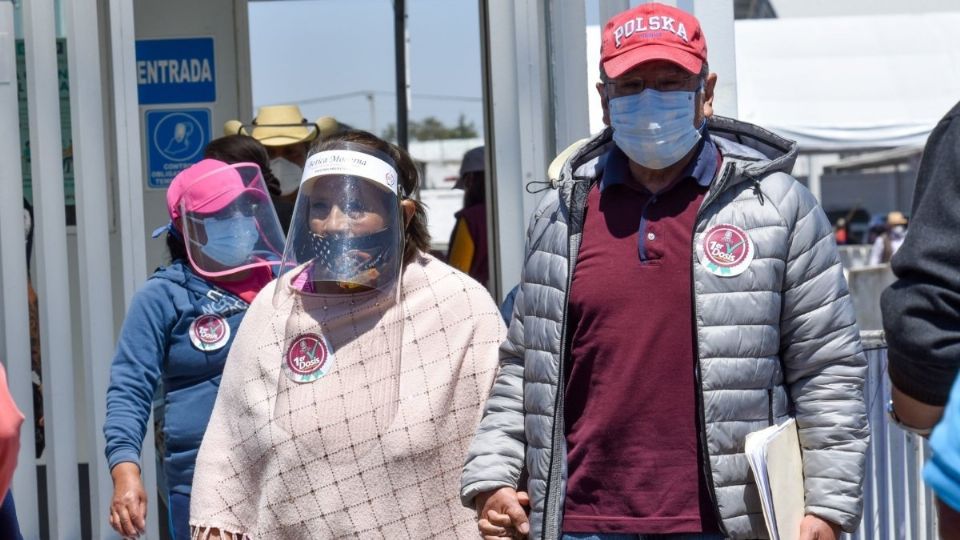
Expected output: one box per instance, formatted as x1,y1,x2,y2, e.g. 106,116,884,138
103,159,286,540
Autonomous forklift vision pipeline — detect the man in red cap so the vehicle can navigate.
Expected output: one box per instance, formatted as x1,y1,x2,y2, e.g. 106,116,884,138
462,3,867,540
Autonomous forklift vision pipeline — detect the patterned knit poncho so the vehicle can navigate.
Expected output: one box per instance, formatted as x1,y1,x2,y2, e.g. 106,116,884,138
189,253,504,539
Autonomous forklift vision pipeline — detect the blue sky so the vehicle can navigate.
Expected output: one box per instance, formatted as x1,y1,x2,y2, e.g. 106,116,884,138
248,0,624,139
249,0,487,138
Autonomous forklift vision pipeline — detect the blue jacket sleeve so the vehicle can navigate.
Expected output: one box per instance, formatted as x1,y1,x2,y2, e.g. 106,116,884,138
103,281,173,471
925,375,960,511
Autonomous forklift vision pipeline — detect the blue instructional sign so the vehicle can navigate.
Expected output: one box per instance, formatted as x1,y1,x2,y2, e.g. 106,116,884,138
145,109,211,189
136,37,216,105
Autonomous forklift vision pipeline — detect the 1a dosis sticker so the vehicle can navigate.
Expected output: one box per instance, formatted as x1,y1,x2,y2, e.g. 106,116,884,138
697,223,754,277
189,314,231,351
283,333,336,383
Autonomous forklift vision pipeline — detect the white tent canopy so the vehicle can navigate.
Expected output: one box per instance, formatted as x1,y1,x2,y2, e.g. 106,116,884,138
735,12,960,151
588,12,960,151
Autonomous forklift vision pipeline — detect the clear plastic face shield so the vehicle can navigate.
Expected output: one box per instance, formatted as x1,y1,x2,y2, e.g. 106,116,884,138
276,144,405,297
178,163,286,278
271,143,408,459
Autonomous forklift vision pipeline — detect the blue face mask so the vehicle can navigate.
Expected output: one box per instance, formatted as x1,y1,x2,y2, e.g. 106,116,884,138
608,87,704,170
199,214,259,267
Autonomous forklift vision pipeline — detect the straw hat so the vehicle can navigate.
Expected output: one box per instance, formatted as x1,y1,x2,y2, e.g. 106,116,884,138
224,105,332,147
886,211,908,227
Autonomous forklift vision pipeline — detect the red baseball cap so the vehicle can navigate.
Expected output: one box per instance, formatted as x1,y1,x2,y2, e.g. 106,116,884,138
601,2,707,79
165,159,267,221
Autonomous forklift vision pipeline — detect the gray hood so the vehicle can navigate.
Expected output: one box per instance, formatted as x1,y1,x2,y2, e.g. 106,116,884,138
555,115,799,203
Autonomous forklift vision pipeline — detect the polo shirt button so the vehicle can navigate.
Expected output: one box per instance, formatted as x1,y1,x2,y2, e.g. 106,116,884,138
647,232,656,241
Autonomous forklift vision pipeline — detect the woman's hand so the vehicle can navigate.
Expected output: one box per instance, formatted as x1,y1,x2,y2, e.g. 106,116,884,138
109,462,147,538
799,514,841,540
474,487,530,539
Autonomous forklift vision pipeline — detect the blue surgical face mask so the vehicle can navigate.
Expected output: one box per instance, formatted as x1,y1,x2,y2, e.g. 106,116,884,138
199,214,259,267
608,87,704,170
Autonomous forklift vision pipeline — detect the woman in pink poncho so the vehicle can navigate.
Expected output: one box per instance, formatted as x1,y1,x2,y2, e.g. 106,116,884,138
189,130,505,539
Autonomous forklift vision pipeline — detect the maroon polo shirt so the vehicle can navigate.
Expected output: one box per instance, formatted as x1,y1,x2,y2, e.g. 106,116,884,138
562,141,720,534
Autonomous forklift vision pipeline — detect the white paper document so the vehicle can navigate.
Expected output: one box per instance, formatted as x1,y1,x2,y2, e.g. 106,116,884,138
745,418,805,540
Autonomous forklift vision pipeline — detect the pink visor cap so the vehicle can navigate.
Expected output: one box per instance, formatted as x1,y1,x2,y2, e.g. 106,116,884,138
165,159,267,221
601,2,707,78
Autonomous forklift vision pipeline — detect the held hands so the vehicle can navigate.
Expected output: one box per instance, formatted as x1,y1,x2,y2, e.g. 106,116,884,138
799,514,841,540
109,462,147,539
475,487,530,539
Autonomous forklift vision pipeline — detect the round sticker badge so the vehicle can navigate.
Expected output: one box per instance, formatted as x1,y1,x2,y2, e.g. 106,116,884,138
189,314,231,351
698,223,755,277
283,333,336,383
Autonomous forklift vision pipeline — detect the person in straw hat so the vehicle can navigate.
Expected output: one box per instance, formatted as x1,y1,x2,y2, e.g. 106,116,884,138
225,104,342,201
204,134,296,233
868,210,908,265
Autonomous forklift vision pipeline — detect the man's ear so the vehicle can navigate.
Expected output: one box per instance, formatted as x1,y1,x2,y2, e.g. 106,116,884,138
702,72,718,119
401,199,416,227
597,82,611,127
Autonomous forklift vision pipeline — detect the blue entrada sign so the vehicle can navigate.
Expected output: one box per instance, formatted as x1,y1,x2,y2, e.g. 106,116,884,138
136,37,216,105
145,109,211,189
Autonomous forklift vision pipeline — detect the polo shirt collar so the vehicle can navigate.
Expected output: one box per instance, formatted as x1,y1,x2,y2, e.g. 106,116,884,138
600,128,719,193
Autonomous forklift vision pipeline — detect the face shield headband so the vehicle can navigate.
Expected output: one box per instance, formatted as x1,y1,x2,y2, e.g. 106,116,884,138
300,145,406,199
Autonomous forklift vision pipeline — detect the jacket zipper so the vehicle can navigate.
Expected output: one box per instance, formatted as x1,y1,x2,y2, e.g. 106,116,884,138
690,162,734,537
542,180,590,540
544,158,745,538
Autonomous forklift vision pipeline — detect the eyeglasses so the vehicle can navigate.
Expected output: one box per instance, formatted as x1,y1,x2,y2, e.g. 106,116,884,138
604,74,701,98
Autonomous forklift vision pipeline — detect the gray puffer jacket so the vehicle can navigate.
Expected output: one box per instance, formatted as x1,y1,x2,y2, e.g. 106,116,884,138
461,116,869,539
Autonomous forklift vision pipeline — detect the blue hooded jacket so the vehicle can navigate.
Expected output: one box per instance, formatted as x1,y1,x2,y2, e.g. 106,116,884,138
104,261,250,496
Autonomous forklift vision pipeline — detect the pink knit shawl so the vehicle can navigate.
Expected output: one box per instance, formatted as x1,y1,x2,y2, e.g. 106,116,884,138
189,253,504,539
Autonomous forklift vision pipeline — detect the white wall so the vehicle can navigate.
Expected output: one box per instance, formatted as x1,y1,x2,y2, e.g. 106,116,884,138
769,0,959,17
846,264,896,331
407,137,483,189
135,0,251,272
51,1,253,536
